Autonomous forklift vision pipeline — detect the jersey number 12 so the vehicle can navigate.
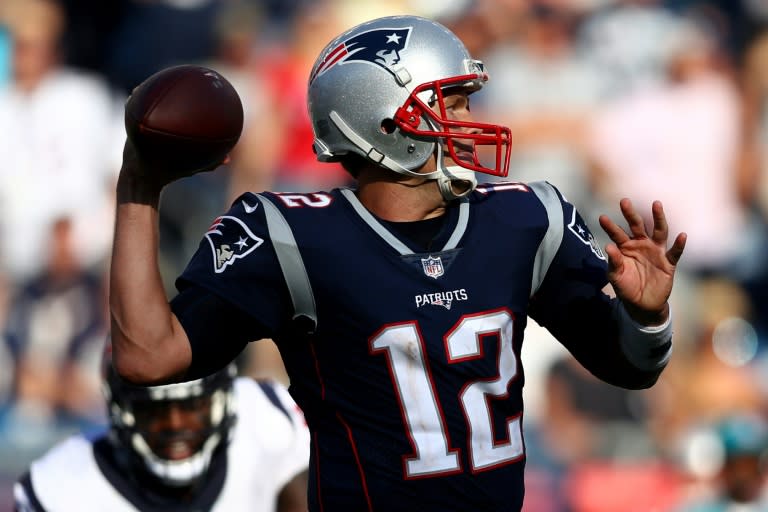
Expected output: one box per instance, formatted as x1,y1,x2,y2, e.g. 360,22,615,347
370,309,523,478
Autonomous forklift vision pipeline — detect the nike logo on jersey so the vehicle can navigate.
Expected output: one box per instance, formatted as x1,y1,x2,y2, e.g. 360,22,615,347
415,288,469,309
242,200,259,214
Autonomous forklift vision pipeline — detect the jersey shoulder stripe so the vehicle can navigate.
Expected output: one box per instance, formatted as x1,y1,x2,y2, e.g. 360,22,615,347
256,379,292,423
14,471,47,512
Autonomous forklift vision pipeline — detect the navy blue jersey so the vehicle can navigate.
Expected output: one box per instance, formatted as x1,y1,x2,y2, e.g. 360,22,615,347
177,181,648,512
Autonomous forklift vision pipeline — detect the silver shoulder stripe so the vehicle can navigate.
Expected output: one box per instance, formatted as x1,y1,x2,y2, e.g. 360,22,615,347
341,188,470,253
340,188,412,255
443,199,469,250
255,194,317,329
528,182,564,297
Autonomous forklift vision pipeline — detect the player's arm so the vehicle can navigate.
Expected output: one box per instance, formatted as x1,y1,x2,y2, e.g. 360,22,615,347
111,147,267,382
529,184,683,389
109,142,194,384
530,277,669,389
276,470,309,512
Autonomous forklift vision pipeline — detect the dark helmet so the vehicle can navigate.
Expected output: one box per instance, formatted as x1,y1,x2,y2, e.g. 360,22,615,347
104,363,238,487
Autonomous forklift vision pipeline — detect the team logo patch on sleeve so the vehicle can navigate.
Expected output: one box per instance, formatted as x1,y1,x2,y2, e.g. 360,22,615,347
205,215,264,273
567,209,606,261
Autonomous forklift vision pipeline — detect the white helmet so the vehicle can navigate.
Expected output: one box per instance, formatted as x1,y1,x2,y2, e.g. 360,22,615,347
308,15,511,199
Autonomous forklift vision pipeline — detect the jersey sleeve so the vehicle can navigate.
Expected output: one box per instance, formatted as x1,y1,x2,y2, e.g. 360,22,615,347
528,182,663,389
175,193,294,338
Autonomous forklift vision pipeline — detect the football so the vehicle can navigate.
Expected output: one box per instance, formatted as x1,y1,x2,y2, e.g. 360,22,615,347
124,64,244,174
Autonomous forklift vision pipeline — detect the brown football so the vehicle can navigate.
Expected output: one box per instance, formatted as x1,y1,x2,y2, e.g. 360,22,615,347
125,64,244,173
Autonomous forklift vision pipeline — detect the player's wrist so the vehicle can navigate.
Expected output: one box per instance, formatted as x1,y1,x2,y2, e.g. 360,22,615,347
621,301,669,327
116,171,164,206
613,300,673,371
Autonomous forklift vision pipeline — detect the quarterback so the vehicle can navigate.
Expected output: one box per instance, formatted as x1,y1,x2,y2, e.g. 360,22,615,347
109,15,686,511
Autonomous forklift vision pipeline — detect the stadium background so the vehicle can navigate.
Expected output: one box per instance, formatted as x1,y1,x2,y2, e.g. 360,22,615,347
1,0,768,509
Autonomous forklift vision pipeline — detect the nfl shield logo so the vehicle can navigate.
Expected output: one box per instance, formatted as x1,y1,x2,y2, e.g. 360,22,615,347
421,255,444,279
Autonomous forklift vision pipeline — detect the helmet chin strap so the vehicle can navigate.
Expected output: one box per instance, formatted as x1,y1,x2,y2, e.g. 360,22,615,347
329,110,477,198
434,144,478,201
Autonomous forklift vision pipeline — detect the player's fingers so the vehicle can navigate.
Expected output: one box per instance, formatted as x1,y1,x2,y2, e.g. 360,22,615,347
620,198,648,239
599,214,631,245
650,200,668,244
666,232,687,266
604,243,624,275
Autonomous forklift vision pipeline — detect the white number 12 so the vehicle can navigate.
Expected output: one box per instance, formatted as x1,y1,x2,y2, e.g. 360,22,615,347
370,309,523,478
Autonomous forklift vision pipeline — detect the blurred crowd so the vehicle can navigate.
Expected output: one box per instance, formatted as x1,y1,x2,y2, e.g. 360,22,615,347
1,0,768,510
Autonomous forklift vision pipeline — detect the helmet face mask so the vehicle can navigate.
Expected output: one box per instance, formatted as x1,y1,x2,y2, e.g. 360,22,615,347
131,394,214,461
308,15,511,193
394,71,511,178
104,364,237,488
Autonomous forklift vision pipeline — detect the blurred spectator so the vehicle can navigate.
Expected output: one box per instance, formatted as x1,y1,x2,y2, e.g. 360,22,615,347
439,0,527,58
0,23,10,85
0,0,124,283
104,0,222,94
58,0,126,76
479,1,606,223
541,354,654,464
258,0,351,192
588,17,751,278
3,217,106,437
523,349,665,511
648,278,763,454
675,413,768,511
579,0,687,99
564,459,684,512
209,0,283,202
737,28,768,340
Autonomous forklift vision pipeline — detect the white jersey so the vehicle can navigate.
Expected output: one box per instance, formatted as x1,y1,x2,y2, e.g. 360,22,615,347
14,378,310,512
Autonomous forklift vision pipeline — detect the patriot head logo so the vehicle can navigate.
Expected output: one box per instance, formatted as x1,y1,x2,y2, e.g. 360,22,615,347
205,216,264,273
310,27,412,83
567,208,606,261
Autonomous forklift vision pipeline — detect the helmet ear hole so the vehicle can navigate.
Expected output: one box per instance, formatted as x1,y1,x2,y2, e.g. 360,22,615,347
380,118,397,134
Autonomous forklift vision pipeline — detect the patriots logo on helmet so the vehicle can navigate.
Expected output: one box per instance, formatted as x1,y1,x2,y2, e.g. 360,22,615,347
310,27,412,83
205,216,264,273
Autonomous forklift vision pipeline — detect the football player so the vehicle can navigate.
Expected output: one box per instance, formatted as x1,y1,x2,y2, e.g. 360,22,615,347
14,362,309,511
109,15,687,511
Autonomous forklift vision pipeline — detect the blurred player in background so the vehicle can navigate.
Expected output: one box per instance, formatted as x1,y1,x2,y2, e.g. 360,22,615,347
14,361,309,511
676,414,768,511
109,14,686,511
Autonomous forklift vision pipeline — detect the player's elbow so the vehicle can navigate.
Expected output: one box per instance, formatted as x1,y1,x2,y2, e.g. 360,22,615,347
111,349,162,385
111,336,189,385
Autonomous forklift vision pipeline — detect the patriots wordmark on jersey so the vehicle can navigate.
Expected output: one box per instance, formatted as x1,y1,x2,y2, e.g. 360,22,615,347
170,179,659,512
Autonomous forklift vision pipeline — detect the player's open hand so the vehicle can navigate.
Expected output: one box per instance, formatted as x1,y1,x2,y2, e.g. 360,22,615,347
598,199,686,325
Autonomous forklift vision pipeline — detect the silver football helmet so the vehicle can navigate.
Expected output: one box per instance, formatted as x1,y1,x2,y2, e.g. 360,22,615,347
308,15,511,199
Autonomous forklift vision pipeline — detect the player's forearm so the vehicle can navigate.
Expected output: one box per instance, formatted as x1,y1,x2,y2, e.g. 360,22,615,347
109,175,191,384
